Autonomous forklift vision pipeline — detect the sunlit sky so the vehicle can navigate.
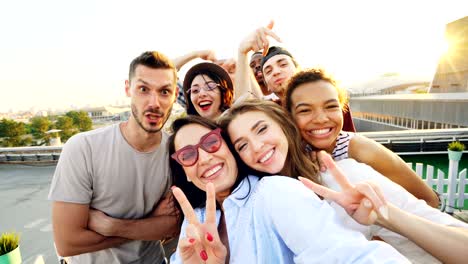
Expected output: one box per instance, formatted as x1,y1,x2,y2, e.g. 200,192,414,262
0,0,466,113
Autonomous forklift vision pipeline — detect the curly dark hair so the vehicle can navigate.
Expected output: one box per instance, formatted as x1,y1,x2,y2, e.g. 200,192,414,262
284,68,348,113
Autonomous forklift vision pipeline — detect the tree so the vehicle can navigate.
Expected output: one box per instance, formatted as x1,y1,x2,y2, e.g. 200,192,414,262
0,119,6,137
66,111,92,132
0,118,27,147
30,116,53,145
56,116,76,142
30,116,51,136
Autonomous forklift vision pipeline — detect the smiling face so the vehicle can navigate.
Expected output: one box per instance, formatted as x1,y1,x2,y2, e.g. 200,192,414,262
174,124,238,197
227,111,289,174
189,74,223,120
250,53,264,84
250,53,272,96
290,80,344,153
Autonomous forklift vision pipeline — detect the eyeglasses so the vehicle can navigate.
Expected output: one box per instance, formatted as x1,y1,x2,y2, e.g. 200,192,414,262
171,128,223,167
187,82,221,95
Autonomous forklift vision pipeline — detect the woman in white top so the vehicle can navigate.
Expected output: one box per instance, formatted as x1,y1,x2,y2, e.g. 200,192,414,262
218,99,468,264
283,68,440,208
168,115,407,263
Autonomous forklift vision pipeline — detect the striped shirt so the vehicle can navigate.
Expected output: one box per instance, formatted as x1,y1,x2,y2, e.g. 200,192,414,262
332,131,355,161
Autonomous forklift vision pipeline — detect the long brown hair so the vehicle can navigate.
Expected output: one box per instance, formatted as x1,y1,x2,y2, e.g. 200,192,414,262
218,99,321,184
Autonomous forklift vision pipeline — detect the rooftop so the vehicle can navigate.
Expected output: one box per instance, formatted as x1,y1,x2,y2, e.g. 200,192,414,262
352,92,468,101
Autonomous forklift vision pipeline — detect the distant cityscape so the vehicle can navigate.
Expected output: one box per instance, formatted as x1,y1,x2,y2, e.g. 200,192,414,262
0,99,130,123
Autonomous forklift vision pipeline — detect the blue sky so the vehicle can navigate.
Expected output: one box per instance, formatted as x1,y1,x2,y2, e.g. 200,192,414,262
0,0,466,112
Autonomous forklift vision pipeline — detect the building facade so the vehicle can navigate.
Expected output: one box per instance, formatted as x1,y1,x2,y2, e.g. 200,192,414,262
430,16,468,93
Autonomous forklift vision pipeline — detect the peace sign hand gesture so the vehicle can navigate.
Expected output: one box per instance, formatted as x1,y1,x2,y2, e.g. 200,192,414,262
299,151,389,226
172,183,227,264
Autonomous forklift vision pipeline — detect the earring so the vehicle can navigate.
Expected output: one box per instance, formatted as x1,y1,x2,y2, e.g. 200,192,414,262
186,175,191,182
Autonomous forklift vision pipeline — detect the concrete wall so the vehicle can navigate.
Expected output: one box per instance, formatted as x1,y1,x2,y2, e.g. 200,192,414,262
354,118,408,132
350,100,468,127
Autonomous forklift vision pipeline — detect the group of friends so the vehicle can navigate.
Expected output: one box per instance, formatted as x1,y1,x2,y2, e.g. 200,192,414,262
48,23,468,264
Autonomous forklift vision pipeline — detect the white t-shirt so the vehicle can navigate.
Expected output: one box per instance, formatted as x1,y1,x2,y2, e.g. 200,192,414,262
262,92,279,101
48,124,171,263
323,159,468,264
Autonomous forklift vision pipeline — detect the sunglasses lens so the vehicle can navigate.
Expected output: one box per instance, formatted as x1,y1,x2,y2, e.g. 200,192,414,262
178,148,197,166
173,129,222,167
201,133,221,153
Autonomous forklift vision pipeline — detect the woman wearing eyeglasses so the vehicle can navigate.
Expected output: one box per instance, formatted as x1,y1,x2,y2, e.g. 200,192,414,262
167,115,408,263
182,63,234,121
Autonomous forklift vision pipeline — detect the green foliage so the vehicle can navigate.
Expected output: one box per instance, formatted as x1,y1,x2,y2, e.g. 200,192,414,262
0,119,27,147
1,137,31,147
30,116,52,138
66,111,92,132
29,116,52,145
0,120,4,137
0,231,20,255
20,137,32,146
0,119,26,138
0,111,94,146
448,141,465,151
24,123,32,134
56,116,77,141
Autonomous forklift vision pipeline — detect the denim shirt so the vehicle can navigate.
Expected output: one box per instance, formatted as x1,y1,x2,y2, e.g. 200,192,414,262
171,175,409,264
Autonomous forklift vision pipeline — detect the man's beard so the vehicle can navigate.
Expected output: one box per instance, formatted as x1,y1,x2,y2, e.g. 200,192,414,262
131,104,172,133
271,85,285,95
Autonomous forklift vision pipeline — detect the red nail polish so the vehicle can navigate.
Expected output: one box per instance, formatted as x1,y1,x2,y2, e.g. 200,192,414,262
200,250,208,261
189,238,195,243
206,232,213,242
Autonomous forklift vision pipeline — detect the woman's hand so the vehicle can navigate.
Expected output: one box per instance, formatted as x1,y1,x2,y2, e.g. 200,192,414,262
309,150,327,172
172,183,227,264
299,152,389,226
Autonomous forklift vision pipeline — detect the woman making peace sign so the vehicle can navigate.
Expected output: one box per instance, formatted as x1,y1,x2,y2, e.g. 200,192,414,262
217,99,468,264
167,115,407,263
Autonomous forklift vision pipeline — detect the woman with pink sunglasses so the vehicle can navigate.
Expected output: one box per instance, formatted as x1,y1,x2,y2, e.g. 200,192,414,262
167,115,407,263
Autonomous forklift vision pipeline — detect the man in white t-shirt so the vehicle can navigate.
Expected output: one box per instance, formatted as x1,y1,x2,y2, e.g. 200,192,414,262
49,51,180,263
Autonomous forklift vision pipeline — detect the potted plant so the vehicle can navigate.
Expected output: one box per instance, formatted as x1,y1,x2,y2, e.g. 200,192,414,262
448,141,465,161
0,232,21,264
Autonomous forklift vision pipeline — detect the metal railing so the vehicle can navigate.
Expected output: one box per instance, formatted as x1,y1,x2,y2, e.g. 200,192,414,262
0,146,62,163
360,128,468,154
